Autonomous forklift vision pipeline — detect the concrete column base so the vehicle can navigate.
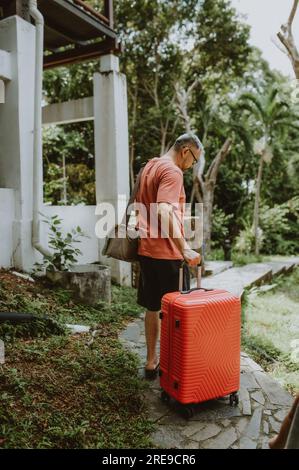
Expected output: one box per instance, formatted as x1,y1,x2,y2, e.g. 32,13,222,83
12,219,40,272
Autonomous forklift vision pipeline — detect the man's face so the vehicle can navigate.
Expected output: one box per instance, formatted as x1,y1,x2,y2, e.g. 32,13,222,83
180,146,201,171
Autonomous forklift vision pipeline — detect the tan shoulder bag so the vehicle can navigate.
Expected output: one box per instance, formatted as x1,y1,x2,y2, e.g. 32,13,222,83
101,166,145,262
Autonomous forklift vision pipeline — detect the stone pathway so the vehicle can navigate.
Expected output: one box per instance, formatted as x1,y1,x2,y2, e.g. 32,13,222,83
120,315,293,450
197,258,299,297
119,258,299,449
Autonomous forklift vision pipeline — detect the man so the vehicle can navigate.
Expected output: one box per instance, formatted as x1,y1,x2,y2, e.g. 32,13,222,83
135,133,204,379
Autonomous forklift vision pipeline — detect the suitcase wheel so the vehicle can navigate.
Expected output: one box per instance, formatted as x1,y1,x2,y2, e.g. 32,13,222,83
229,392,239,406
178,404,195,420
161,391,170,404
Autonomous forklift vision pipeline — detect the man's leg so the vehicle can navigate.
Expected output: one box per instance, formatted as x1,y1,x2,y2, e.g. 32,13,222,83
145,310,160,370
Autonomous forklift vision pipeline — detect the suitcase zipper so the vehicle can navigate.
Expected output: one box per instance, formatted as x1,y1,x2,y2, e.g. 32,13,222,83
168,293,182,392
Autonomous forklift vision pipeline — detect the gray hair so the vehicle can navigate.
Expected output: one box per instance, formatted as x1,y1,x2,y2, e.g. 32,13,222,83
173,133,204,156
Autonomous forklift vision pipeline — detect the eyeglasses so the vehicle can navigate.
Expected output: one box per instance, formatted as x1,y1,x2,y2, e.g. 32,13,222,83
184,147,198,165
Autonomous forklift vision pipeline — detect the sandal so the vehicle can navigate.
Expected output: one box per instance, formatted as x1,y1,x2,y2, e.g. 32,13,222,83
144,363,160,380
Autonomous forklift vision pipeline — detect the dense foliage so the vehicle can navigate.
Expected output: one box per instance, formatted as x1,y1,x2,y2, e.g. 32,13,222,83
42,0,299,256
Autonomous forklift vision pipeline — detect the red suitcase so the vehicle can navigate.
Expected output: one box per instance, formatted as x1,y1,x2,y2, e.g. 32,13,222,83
159,266,241,418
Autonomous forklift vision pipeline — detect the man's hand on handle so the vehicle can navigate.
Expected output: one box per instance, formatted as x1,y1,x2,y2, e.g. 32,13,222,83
156,203,202,267
183,248,201,267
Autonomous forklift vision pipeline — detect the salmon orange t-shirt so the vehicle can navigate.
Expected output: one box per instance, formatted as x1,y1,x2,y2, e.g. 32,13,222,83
135,157,185,260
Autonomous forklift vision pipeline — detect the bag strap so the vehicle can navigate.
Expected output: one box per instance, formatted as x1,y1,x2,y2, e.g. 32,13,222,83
125,164,146,227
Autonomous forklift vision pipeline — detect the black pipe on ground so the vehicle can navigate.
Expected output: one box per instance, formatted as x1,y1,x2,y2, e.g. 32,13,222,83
0,312,43,323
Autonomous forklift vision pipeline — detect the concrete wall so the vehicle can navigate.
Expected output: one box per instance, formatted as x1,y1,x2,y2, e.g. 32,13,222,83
42,97,94,126
0,188,15,268
41,205,99,265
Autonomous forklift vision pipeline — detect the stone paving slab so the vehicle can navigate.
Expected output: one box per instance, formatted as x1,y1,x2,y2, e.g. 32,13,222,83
191,272,244,297
200,427,237,449
267,257,299,272
263,261,288,276
203,261,233,277
282,262,296,273
239,387,252,416
251,391,265,406
253,371,293,407
240,370,260,390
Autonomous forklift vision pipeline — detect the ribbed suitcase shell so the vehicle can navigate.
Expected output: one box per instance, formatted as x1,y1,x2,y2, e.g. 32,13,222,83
160,288,241,405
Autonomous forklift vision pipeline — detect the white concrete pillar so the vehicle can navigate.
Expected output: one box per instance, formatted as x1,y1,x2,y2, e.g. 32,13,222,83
94,54,131,286
0,16,37,271
0,79,4,103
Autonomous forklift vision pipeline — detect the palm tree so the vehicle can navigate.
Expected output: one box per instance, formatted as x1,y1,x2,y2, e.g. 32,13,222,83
237,86,299,255
287,153,299,191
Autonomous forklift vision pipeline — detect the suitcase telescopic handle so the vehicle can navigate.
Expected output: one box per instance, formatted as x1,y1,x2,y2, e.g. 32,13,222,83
179,262,214,294
181,286,214,294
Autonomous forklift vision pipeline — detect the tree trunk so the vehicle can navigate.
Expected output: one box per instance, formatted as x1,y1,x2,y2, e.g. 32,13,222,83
277,0,299,79
160,127,168,155
202,181,215,255
175,79,199,134
128,85,138,189
253,156,264,256
129,140,135,190
62,153,67,205
192,139,232,256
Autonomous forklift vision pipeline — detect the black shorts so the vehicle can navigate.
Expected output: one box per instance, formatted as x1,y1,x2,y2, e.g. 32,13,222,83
137,255,190,311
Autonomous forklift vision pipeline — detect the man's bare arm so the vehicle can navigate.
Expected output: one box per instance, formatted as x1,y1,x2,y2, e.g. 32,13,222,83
157,202,200,266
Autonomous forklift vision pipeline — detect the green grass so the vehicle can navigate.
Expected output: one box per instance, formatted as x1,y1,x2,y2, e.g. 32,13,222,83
0,270,154,449
231,252,265,266
208,249,266,266
242,267,299,395
207,248,225,261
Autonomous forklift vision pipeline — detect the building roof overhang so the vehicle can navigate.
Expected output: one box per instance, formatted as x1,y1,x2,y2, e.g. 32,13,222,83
0,0,120,69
